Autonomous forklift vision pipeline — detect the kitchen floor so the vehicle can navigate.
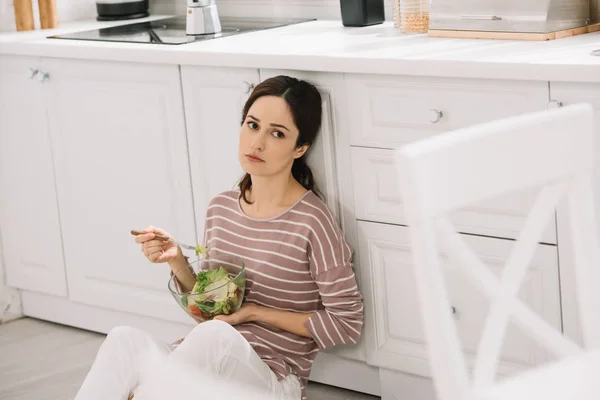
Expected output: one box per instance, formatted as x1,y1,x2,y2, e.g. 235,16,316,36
0,318,380,400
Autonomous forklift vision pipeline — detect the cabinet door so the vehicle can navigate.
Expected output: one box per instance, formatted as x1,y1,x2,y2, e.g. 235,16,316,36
260,69,366,363
181,66,259,239
358,221,561,378
43,58,196,323
0,55,67,297
548,82,600,346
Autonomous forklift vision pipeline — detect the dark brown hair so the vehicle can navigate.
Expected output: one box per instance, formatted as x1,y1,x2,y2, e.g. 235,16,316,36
238,75,323,204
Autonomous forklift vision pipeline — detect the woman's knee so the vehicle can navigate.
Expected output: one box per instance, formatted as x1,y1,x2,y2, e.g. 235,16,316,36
105,326,145,345
185,320,240,344
189,319,235,335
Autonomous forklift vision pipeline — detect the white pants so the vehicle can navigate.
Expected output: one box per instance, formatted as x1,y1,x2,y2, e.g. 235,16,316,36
74,320,301,400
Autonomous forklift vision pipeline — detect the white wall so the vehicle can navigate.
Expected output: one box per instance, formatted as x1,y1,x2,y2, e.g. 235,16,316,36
0,0,176,32
151,0,396,20
1,0,394,32
0,0,97,32
215,0,395,21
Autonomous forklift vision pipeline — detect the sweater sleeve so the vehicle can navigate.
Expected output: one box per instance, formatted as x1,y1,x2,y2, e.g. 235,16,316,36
303,208,364,349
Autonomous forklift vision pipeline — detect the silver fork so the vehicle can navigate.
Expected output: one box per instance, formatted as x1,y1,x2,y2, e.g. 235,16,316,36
130,230,198,252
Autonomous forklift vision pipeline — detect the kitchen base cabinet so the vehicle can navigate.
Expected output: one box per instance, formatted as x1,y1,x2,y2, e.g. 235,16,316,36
358,221,562,379
380,368,436,400
42,58,196,323
21,290,194,344
345,74,555,244
0,59,380,395
2,45,586,400
0,55,67,297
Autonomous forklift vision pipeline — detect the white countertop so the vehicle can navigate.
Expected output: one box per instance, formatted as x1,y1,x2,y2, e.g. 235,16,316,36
2,15,600,82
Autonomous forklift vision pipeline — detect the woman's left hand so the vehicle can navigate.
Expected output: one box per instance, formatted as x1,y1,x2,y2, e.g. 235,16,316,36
214,303,260,325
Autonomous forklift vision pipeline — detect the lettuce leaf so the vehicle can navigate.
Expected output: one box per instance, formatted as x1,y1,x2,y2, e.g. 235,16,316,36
205,267,229,283
195,244,208,258
194,267,230,294
196,301,216,314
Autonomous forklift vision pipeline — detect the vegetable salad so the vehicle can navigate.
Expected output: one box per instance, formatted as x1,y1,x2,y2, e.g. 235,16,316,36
184,266,241,320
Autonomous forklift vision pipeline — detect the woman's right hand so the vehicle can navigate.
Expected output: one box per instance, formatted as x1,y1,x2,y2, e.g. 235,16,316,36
135,226,181,264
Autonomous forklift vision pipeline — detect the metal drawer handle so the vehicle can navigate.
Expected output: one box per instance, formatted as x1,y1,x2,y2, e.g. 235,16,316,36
462,15,502,21
38,71,50,83
29,68,39,79
244,81,255,94
547,99,563,109
430,109,443,123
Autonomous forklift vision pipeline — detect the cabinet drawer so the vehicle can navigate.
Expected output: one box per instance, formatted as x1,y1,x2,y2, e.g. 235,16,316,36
351,146,557,244
357,221,561,378
346,75,548,148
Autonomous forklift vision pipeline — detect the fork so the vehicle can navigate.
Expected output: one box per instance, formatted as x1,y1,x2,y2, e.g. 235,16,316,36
130,229,198,252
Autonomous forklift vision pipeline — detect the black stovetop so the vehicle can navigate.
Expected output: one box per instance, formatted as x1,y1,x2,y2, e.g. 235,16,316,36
49,16,315,45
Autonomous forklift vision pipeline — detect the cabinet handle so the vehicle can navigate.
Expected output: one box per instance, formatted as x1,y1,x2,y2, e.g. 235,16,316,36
451,306,457,315
244,81,255,94
29,68,39,79
547,99,563,109
430,109,443,123
38,71,50,83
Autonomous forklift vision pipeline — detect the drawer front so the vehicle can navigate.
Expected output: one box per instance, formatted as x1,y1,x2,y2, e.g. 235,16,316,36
351,146,557,244
346,75,549,148
358,221,561,377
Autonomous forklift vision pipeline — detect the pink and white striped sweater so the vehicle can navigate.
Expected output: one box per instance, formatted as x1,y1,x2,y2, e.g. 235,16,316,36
202,190,364,399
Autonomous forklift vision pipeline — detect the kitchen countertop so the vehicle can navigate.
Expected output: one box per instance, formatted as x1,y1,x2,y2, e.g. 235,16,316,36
2,15,600,82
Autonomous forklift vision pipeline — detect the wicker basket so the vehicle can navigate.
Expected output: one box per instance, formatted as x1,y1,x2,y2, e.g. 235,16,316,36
393,0,430,33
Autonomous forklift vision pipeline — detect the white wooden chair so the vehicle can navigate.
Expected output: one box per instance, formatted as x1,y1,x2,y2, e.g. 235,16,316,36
393,103,600,400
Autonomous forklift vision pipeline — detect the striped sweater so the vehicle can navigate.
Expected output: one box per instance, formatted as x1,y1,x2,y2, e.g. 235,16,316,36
202,190,364,399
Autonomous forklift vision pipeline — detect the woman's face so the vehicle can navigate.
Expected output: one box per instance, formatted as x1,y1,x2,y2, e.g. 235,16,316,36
239,95,308,178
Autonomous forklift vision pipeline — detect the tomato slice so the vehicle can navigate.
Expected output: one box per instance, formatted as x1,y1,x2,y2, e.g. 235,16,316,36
187,305,202,318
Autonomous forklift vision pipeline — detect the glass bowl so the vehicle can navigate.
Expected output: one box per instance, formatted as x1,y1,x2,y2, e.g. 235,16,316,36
168,255,245,323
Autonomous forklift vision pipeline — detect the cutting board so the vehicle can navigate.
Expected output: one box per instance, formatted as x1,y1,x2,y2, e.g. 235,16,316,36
429,22,600,41
39,0,58,29
14,0,34,31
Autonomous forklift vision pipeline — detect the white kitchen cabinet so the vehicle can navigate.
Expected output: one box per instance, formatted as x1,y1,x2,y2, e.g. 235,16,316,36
345,74,550,149
180,66,259,239
357,220,562,378
547,82,600,348
260,69,368,364
350,146,558,244
0,55,67,297
42,58,196,323
346,74,556,244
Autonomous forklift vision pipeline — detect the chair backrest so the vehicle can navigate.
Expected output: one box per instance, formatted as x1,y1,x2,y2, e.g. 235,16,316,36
393,103,600,400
